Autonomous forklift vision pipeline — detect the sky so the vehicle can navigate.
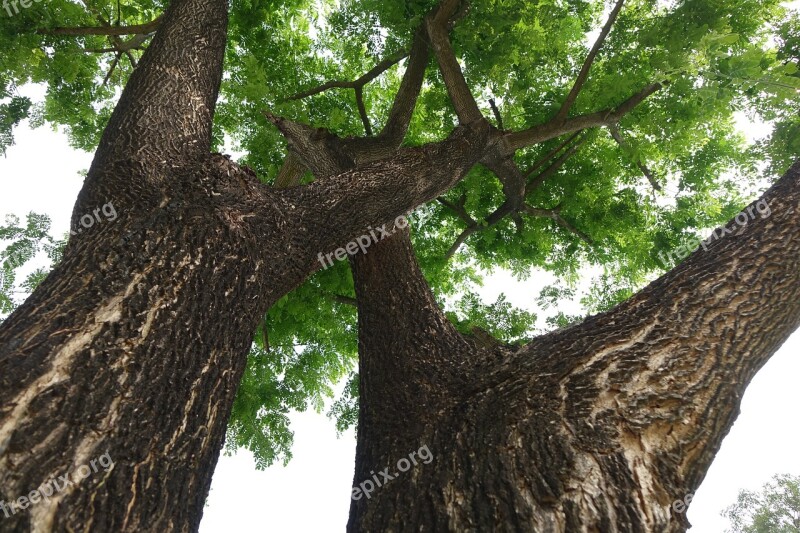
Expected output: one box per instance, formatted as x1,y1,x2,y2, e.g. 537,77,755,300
2,3,800,528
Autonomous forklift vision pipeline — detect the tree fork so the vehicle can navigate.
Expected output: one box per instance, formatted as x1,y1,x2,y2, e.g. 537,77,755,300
346,161,800,532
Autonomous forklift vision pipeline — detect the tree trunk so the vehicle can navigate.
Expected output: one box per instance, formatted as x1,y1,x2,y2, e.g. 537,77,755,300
0,0,489,528
347,161,800,532
3,0,799,528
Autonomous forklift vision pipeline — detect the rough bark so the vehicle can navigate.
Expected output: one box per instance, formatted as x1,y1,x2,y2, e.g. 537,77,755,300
0,129,493,533
4,0,799,529
347,161,800,532
0,0,491,529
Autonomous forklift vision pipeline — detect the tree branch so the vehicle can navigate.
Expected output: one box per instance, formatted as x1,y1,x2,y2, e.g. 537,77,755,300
284,28,429,154
274,153,306,188
377,30,429,144
331,294,357,307
354,86,373,136
525,135,587,194
526,131,584,177
488,98,504,131
522,204,594,245
443,160,522,261
83,32,154,54
86,0,229,175
510,161,800,495
291,120,494,268
608,124,662,191
505,82,664,151
284,50,408,102
425,7,484,125
554,0,626,123
38,15,163,36
437,194,476,226
444,224,480,260
264,113,355,178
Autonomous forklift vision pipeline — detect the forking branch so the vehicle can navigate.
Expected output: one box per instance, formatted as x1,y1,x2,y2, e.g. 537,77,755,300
268,0,660,263
284,49,409,135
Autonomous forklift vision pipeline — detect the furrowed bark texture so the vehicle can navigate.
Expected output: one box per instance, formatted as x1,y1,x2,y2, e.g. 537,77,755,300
4,0,799,528
347,161,800,532
0,160,286,532
0,128,489,530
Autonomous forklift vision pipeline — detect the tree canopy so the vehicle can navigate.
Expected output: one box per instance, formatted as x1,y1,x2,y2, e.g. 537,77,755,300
1,0,798,468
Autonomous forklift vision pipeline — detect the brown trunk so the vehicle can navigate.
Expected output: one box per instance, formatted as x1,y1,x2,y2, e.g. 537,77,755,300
4,0,799,529
0,0,489,528
347,162,800,532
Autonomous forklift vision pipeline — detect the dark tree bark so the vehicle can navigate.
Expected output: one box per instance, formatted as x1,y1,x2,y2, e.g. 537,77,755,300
0,0,488,529
2,0,799,530
347,162,800,532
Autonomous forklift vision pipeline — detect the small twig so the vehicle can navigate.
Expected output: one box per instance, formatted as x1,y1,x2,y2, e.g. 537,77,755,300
488,98,504,131
608,124,662,191
523,204,593,245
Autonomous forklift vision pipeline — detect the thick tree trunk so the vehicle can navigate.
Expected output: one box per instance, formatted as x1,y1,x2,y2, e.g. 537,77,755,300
0,132,487,531
0,159,278,531
3,0,798,528
347,161,800,532
0,0,488,526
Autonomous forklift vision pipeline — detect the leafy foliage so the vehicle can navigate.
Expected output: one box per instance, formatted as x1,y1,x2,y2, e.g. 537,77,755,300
722,474,800,533
0,213,65,321
1,0,799,467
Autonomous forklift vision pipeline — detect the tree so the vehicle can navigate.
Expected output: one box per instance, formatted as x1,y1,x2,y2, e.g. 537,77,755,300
0,0,798,530
723,474,800,533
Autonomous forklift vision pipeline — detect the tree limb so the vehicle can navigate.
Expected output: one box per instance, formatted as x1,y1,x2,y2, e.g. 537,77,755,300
505,82,664,151
274,153,306,188
284,50,408,102
488,98,504,131
83,32,155,54
86,0,231,176
342,28,431,163
331,294,357,307
38,15,163,36
522,204,593,245
264,112,354,178
425,6,484,125
437,195,476,226
525,135,587,195
444,224,481,260
443,160,522,260
525,130,583,177
554,0,626,123
354,86,373,136
608,124,662,191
